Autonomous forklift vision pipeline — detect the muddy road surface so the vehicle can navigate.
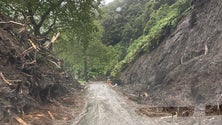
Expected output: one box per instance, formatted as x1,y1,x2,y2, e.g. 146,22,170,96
73,82,222,125
73,82,150,125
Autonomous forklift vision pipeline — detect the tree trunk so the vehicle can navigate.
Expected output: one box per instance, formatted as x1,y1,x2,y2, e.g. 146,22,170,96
83,48,88,82
83,57,88,82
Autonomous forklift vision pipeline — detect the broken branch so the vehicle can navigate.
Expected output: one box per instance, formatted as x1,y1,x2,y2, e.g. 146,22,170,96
47,111,55,120
0,72,12,85
45,32,60,49
13,116,28,125
21,47,34,56
48,59,61,69
0,72,22,85
28,39,39,51
0,21,25,26
51,32,60,44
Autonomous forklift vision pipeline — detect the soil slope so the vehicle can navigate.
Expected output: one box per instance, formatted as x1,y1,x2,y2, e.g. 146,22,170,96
119,0,222,106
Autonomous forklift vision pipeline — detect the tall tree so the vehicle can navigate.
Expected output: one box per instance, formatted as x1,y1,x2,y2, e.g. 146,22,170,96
0,0,102,36
1,0,103,81
54,21,117,81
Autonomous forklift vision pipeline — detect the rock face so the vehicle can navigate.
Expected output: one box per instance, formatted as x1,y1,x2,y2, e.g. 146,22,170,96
119,0,222,106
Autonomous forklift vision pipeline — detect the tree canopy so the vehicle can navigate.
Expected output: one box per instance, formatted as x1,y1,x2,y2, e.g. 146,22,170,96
0,0,102,36
0,0,106,81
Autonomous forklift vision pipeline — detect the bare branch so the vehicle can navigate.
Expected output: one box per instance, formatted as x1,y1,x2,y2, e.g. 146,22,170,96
48,59,61,69
12,116,28,125
0,72,12,85
28,39,39,51
0,72,22,85
37,6,54,29
44,32,60,49
47,111,55,120
0,21,25,26
49,32,60,45
36,0,63,36
27,8,37,26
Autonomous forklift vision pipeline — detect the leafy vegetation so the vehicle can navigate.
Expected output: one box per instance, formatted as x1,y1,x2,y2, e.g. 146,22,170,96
100,0,192,77
0,0,192,81
54,23,121,80
0,0,101,36
0,0,104,81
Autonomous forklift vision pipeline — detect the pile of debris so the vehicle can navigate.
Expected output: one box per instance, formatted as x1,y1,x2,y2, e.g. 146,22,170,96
0,13,79,123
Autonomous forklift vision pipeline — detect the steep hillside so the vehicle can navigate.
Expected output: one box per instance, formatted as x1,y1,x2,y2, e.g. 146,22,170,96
119,0,222,106
102,0,191,77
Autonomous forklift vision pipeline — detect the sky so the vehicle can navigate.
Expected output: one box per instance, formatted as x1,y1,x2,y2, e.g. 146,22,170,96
104,0,114,4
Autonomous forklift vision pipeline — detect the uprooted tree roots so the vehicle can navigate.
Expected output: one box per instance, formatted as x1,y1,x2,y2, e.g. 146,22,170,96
0,13,79,123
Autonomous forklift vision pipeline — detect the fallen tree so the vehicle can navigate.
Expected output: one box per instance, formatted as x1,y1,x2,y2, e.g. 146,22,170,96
0,13,80,123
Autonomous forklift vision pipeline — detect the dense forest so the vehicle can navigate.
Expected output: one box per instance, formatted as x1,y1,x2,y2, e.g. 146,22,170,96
102,0,192,78
56,0,192,81
0,0,192,82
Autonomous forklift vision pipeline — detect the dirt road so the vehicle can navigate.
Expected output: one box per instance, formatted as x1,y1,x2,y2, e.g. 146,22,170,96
73,82,222,125
73,82,150,125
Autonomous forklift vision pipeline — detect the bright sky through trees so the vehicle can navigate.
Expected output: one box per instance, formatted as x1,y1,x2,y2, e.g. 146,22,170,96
104,0,114,4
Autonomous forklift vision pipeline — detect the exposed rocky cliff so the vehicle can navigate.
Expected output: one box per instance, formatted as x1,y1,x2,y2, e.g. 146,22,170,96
119,0,222,106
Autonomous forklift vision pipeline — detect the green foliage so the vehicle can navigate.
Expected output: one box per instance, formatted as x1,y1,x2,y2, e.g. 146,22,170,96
0,0,102,36
109,0,191,77
1,0,192,80
0,0,106,81
54,21,121,80
101,0,147,46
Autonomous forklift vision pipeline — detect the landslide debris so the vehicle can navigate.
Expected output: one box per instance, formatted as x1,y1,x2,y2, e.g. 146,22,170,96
118,0,222,112
0,13,81,124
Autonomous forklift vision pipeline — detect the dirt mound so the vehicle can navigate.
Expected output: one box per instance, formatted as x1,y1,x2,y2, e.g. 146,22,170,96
118,0,222,107
0,13,80,123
